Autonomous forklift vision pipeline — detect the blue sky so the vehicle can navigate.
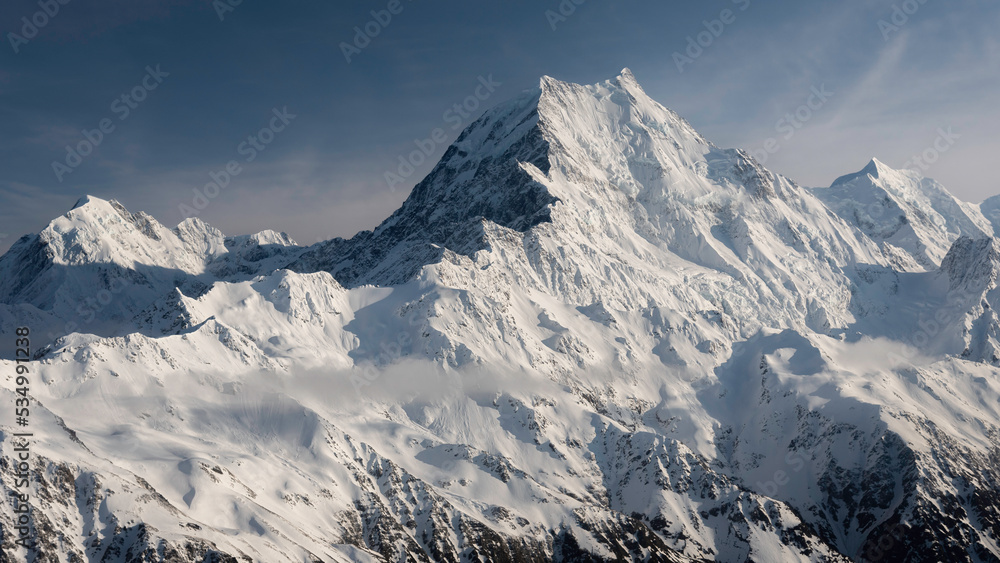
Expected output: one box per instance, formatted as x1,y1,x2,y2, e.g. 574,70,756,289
1,0,998,251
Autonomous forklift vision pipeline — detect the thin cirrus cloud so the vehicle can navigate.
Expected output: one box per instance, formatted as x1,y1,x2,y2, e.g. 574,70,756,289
794,17,1000,193
650,0,1000,198
0,1,998,254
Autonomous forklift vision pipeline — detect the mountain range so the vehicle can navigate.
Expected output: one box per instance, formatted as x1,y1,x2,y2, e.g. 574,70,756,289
2,69,999,562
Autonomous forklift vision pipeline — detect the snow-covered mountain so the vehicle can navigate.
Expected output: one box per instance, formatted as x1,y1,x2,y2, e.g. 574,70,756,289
812,158,993,271
979,194,1000,234
2,69,1000,562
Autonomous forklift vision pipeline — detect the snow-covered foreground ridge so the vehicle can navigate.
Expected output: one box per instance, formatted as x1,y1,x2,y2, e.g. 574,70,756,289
2,69,1000,562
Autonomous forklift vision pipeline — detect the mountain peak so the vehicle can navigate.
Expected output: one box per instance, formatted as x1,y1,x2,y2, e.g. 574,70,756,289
865,157,888,176
815,157,992,270
71,195,95,210
295,68,888,291
69,194,118,214
615,67,641,88
539,68,649,101
538,74,563,91
831,158,893,186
